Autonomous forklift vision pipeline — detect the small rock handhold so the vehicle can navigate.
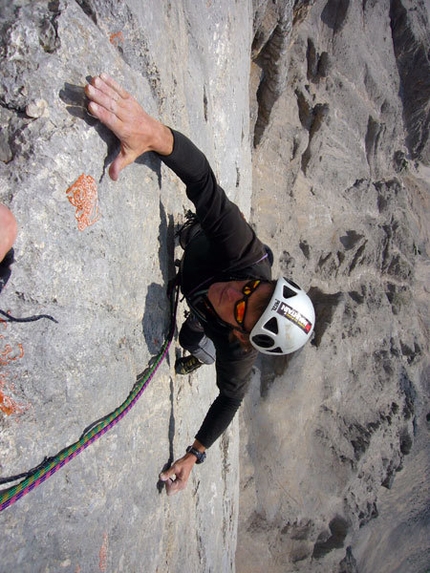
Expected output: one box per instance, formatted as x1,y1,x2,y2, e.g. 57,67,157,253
25,99,49,119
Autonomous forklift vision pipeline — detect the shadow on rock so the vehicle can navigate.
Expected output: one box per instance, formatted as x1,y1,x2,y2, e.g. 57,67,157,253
309,286,343,348
59,82,97,124
141,282,171,355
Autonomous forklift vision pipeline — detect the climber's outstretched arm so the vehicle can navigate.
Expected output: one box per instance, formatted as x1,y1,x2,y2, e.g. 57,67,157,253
85,73,173,181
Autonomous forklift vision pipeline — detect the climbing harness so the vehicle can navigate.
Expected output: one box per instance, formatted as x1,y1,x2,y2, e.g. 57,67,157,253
0,281,179,512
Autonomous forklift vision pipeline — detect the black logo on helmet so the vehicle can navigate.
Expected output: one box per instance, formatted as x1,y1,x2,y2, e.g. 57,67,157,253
272,300,312,334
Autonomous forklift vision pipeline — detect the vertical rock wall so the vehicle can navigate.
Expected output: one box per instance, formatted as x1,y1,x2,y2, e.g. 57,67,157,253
0,1,252,571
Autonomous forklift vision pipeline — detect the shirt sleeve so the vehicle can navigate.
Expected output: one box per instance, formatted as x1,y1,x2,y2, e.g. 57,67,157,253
195,338,257,449
160,129,261,267
195,394,243,449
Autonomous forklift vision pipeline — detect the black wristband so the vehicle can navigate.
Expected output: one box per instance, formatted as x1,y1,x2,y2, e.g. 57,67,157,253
186,446,206,464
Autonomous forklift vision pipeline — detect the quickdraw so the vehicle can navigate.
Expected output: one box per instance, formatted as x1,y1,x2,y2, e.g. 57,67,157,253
0,281,179,512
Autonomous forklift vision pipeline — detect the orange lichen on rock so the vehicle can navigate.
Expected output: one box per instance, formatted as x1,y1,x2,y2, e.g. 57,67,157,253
66,174,101,231
99,532,109,572
109,31,124,46
0,341,24,365
0,375,27,416
0,324,28,416
0,322,24,367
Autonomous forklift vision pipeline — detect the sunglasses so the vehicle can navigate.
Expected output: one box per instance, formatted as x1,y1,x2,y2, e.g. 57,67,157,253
234,279,262,330
196,279,263,333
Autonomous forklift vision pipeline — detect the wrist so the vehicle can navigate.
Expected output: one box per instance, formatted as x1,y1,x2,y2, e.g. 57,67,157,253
186,445,206,464
150,123,174,156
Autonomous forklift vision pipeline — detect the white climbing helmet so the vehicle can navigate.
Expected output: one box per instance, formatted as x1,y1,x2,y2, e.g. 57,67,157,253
250,277,315,355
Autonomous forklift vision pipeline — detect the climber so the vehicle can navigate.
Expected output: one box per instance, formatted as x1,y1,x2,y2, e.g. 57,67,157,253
0,204,17,263
0,204,17,293
85,73,315,495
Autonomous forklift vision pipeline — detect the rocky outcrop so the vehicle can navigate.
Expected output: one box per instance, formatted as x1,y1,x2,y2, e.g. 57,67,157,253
390,0,430,164
238,1,429,572
251,0,295,147
0,1,428,573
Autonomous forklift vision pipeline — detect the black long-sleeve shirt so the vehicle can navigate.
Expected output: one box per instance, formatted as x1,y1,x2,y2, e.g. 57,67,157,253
161,130,272,448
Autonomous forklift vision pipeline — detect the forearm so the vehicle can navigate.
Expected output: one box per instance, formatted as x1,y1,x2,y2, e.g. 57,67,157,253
195,394,242,449
159,129,212,187
146,122,174,156
148,121,174,157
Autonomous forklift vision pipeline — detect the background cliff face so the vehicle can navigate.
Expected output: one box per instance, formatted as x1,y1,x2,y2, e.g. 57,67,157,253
239,1,430,572
0,1,428,572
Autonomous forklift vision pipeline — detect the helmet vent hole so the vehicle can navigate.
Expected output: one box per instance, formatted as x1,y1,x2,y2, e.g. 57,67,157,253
264,317,279,334
283,285,296,299
286,279,301,291
251,334,274,349
268,347,283,354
